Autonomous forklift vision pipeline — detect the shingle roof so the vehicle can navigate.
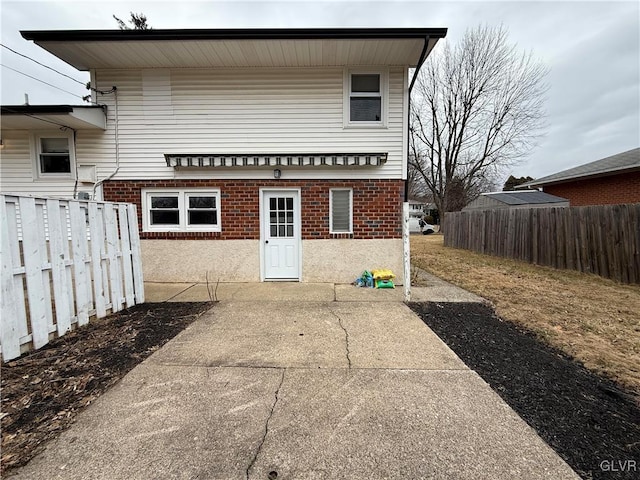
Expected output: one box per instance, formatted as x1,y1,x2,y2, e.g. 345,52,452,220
519,148,640,188
484,191,568,205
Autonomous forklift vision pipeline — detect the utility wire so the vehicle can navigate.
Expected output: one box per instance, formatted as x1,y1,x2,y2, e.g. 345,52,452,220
1,63,85,101
1,43,86,86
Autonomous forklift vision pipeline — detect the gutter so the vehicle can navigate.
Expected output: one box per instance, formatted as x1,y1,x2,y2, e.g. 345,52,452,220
21,27,448,42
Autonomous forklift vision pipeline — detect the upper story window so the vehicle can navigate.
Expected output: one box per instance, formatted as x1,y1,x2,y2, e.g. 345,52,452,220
344,69,388,128
32,132,74,178
142,189,221,232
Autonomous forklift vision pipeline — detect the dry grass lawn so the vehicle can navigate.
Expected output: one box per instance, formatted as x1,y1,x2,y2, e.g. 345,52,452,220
411,234,640,395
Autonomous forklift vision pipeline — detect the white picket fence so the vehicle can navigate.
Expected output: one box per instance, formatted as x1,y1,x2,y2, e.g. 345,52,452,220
1,194,145,361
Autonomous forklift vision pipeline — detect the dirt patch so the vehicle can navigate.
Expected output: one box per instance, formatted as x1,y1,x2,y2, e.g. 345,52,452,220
411,234,640,395
0,301,214,475
409,302,640,480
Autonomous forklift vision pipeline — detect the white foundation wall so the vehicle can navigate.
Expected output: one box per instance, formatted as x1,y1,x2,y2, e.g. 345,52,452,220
302,239,404,284
141,240,261,282
141,238,404,284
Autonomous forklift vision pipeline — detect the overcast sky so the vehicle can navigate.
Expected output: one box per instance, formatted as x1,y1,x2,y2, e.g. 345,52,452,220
1,0,638,183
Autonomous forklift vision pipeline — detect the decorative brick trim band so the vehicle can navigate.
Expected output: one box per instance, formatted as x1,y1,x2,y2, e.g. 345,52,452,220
103,179,403,240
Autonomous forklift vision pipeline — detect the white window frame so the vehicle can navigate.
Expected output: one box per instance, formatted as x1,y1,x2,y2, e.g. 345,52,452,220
142,188,221,233
31,131,75,180
329,188,353,234
343,68,389,128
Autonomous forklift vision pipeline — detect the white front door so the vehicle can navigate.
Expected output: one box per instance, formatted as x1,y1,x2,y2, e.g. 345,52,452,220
262,190,300,280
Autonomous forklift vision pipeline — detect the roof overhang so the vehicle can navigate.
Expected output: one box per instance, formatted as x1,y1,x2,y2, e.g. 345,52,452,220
0,105,107,130
21,28,447,70
165,152,387,168
518,165,640,188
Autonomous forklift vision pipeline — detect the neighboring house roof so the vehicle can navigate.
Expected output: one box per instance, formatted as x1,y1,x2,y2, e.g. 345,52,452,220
483,191,568,205
21,28,447,71
519,147,640,188
1,105,107,130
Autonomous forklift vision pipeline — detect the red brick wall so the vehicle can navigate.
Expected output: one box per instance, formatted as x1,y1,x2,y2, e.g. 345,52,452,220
103,179,403,240
542,171,640,206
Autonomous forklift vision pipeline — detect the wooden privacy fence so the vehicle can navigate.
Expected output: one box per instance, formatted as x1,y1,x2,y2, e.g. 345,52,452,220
1,194,145,361
443,204,640,284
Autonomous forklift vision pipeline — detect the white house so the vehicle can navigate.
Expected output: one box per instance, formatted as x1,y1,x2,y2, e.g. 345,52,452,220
1,27,447,283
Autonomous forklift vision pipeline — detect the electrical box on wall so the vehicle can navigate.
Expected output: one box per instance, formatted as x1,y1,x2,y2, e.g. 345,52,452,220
77,164,96,183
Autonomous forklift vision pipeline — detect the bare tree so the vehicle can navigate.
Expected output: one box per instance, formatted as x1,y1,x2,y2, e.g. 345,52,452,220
113,12,151,30
407,157,430,199
410,25,548,213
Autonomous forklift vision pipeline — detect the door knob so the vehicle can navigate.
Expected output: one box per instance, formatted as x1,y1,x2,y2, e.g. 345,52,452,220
265,240,269,244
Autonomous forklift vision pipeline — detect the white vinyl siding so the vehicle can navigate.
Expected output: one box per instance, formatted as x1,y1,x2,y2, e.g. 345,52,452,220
1,66,409,197
141,188,221,232
89,66,407,180
330,189,353,233
0,130,110,199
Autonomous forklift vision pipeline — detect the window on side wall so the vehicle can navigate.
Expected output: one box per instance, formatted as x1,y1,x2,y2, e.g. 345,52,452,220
345,69,387,127
330,189,353,234
32,133,74,178
142,189,221,232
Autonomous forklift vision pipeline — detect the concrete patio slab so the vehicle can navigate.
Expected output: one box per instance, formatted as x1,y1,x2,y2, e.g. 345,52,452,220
149,301,349,368
168,282,336,302
12,364,578,480
249,369,579,480
144,275,484,304
144,282,196,303
330,302,466,370
335,283,404,302
166,282,224,302
10,363,283,480
149,301,464,371
11,275,578,480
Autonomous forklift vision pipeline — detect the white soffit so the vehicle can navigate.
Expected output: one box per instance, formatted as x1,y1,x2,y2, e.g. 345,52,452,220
34,38,430,70
0,107,107,130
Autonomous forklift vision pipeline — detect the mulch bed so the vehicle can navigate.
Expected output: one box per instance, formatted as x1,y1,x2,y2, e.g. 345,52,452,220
409,302,640,480
1,301,214,475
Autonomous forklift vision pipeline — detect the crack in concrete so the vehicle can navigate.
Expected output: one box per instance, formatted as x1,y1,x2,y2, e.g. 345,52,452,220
328,306,352,369
245,368,285,480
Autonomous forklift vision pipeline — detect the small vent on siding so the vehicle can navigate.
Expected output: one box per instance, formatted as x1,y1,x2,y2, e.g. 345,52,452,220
164,153,387,168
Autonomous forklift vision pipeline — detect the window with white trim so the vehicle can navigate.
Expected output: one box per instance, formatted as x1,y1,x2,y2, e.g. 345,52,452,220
330,189,353,233
32,132,74,178
344,69,387,126
142,189,221,232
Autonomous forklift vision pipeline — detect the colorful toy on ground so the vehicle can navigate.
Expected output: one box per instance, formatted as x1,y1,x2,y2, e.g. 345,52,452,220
353,269,395,288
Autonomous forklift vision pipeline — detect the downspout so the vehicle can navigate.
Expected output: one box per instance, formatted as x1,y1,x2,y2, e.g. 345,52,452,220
93,86,119,200
71,128,79,199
